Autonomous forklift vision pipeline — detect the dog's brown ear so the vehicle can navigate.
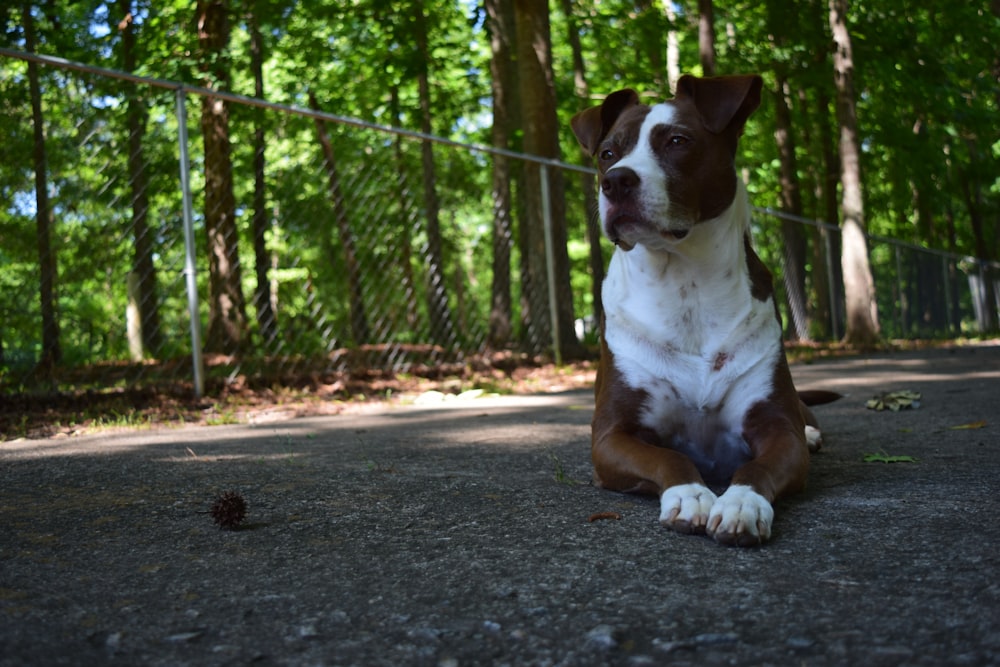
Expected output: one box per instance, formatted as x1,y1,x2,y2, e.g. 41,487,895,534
571,89,640,155
675,74,763,135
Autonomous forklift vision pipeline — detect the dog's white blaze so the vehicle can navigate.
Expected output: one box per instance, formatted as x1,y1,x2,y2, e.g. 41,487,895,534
608,104,677,177
598,104,678,227
602,182,781,480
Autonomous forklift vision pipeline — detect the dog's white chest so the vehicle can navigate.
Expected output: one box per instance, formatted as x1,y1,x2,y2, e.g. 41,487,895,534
602,239,781,480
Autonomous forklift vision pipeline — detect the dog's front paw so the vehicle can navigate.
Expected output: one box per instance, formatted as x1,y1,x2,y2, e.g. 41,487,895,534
707,485,774,547
659,483,717,534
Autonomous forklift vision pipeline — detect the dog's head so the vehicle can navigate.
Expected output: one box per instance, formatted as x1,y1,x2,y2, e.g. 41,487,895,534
571,74,762,251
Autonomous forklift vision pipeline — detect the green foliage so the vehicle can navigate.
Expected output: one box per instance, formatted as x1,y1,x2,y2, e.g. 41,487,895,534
1,0,998,383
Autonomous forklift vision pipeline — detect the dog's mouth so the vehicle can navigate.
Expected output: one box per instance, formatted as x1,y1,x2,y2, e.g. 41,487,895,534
606,214,643,251
607,212,689,250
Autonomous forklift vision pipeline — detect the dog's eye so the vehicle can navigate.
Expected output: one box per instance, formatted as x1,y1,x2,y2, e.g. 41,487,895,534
599,148,616,161
669,135,688,147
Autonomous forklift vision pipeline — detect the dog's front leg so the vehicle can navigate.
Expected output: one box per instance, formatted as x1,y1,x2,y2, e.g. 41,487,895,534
592,430,716,534
708,402,811,546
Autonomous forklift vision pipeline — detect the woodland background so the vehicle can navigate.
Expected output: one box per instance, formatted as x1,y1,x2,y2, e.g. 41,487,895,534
1,0,999,404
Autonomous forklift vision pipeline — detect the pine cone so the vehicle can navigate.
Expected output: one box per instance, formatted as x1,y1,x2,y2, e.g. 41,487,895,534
210,490,247,529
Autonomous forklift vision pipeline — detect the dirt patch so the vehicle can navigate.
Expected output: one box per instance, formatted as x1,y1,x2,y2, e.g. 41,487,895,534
2,338,982,441
1,360,599,441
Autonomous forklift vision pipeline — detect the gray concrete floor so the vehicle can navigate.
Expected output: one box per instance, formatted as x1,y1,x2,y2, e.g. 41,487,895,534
2,344,998,666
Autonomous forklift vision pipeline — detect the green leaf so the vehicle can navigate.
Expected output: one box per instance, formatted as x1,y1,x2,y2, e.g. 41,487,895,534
866,391,922,411
862,452,918,464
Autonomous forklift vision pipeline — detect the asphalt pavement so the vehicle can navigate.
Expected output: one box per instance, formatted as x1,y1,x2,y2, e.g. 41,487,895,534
2,343,998,666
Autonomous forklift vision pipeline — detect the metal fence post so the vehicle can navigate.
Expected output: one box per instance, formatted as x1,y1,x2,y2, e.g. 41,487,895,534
175,86,204,398
539,164,562,365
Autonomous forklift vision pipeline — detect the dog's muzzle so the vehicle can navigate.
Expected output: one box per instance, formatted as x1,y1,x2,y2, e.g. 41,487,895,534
602,167,640,203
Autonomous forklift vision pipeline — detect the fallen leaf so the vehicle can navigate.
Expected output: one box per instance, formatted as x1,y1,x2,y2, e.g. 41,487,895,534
866,390,921,411
949,420,987,430
862,452,918,463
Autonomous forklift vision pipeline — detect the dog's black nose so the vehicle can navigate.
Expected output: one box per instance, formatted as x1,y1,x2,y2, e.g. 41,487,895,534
602,168,639,203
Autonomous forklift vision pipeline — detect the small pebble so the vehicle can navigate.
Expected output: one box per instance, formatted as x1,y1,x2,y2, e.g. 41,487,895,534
585,624,619,650
787,636,815,649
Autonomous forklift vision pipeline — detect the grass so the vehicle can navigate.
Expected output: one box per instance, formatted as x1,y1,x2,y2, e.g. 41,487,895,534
91,409,152,431
549,453,584,486
204,408,240,426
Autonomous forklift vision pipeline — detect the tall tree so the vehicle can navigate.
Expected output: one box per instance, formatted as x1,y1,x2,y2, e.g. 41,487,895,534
197,0,247,354
959,144,999,332
117,1,163,359
310,91,370,346
513,0,581,359
828,0,879,346
485,0,516,348
811,83,844,339
562,0,604,330
23,3,61,373
411,1,457,347
697,0,716,76
773,77,810,341
389,85,422,335
662,0,680,91
766,0,809,340
247,4,277,345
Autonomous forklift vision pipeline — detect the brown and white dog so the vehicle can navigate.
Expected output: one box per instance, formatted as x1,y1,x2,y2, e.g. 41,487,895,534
572,74,837,547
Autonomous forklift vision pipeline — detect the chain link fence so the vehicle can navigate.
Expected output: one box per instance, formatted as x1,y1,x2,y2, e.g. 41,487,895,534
751,207,999,343
2,50,998,401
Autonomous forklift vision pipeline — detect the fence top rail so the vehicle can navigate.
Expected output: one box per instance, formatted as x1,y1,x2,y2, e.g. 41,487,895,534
0,47,593,174
5,47,997,271
753,205,1000,269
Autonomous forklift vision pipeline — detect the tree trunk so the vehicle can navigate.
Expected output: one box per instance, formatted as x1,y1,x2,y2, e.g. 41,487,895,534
197,0,247,354
310,92,370,346
389,85,422,335
513,0,582,360
828,0,880,347
958,143,999,332
24,3,61,373
412,2,457,347
766,0,809,341
772,74,810,341
662,0,680,91
994,0,1000,112
697,0,716,76
248,9,277,345
485,0,516,349
797,81,844,341
119,1,162,358
817,86,844,339
562,0,604,335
